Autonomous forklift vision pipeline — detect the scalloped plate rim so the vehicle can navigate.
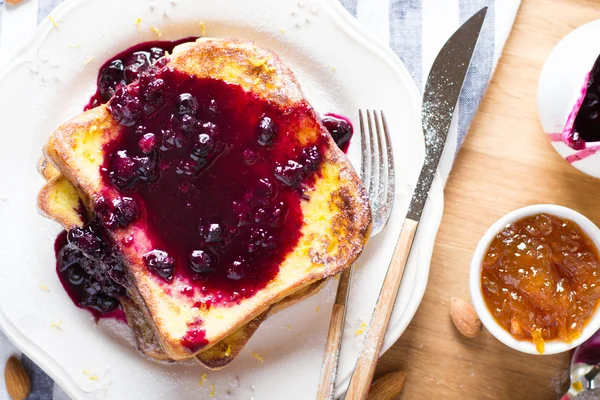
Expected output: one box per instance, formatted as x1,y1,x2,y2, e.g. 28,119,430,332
0,0,444,398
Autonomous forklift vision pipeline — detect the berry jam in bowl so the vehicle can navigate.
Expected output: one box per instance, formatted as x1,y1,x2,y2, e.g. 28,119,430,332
538,20,600,178
470,205,600,355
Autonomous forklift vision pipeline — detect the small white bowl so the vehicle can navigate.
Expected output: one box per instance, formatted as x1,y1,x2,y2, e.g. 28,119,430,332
470,204,600,355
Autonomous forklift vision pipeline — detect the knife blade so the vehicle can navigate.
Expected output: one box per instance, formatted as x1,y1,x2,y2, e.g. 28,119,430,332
410,6,488,221
344,7,488,399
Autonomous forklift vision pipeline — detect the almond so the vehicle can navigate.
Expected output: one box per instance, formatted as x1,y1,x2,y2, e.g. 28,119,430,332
450,297,482,338
367,370,406,400
4,357,31,400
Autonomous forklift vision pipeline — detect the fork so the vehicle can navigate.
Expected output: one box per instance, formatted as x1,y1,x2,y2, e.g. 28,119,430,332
316,109,395,400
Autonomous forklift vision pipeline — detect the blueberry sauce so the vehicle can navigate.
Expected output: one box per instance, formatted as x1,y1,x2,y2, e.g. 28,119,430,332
566,54,600,149
54,38,354,328
85,38,197,111
99,62,328,304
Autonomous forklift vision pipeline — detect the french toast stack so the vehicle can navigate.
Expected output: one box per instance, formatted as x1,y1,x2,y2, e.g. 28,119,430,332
37,37,371,368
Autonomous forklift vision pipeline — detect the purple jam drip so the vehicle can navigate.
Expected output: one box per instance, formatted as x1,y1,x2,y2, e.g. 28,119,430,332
84,37,198,111
567,54,600,149
322,113,353,153
55,230,127,322
574,330,600,365
181,321,208,352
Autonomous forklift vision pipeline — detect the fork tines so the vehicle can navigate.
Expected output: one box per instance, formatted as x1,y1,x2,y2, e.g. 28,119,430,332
359,109,395,236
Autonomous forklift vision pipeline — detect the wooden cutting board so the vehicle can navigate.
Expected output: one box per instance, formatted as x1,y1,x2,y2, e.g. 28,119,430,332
373,0,600,398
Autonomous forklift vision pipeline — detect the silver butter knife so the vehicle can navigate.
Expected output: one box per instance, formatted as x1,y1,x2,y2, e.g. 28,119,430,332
344,7,488,399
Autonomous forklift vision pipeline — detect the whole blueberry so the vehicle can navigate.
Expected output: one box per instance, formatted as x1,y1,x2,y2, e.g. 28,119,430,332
113,197,138,227
256,116,276,146
274,160,304,188
143,250,176,282
138,132,157,153
189,249,217,275
58,244,85,271
180,114,199,133
67,265,86,286
177,93,199,115
123,51,151,83
67,227,106,259
199,221,224,243
98,60,126,101
95,197,117,229
134,155,158,182
141,78,168,115
149,47,166,63
192,133,214,157
300,145,321,173
109,150,139,189
108,86,142,127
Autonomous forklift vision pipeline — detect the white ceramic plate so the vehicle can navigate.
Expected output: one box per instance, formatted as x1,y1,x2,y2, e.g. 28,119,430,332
538,20,600,179
0,0,444,398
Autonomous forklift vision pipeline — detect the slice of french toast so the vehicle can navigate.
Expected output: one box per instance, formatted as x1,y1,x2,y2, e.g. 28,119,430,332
42,37,371,361
37,159,326,367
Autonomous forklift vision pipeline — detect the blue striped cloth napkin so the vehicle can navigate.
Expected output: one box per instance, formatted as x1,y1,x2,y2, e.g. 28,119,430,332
0,0,520,398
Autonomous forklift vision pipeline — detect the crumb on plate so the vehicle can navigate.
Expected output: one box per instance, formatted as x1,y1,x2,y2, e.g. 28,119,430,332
50,321,62,330
48,16,59,29
82,370,98,381
354,322,367,336
151,26,162,37
251,351,264,363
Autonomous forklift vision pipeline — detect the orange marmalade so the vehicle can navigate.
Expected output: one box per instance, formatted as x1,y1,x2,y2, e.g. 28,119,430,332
481,213,600,353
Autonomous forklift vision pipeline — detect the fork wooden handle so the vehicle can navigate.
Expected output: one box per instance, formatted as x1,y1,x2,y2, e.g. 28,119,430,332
345,219,418,399
317,267,353,399
317,303,345,399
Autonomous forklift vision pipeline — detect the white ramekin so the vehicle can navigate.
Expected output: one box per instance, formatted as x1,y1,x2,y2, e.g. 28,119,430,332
470,204,600,355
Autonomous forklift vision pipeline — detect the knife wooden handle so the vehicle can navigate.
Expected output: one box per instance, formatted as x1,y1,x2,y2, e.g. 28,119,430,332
345,219,418,399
